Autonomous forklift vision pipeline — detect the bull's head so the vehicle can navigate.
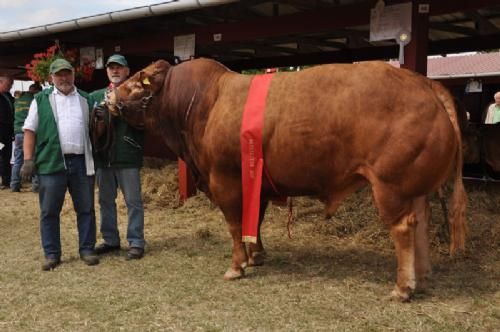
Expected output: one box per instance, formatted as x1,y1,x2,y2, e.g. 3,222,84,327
106,59,171,129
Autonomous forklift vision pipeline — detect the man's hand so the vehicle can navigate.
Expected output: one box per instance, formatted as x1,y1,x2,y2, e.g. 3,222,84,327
93,104,107,121
91,104,110,139
20,159,35,182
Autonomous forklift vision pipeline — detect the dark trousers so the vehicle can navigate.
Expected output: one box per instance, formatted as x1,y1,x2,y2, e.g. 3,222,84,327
0,135,12,186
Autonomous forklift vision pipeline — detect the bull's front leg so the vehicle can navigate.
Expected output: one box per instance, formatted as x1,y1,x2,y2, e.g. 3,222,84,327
209,172,248,280
223,209,248,280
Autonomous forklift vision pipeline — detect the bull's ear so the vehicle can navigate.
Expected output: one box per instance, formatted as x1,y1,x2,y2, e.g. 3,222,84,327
139,71,152,87
154,59,171,73
146,60,170,90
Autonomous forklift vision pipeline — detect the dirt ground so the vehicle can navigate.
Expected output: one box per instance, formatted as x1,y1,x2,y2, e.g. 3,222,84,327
0,158,498,331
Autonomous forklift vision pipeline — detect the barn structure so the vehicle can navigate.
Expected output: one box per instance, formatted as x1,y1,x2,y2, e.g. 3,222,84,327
1,0,500,196
391,52,500,122
1,1,500,77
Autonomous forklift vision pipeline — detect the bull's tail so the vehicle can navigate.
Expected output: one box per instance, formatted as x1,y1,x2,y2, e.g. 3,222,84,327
430,81,467,254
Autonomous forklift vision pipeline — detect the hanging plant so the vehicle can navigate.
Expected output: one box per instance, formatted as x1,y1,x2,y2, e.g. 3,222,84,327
25,45,61,83
25,44,94,84
77,59,95,82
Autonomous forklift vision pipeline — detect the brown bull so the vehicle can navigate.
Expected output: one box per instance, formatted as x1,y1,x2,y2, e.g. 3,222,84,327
104,58,467,301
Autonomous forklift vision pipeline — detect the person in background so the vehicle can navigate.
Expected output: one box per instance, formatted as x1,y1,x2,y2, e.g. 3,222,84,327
0,75,14,189
484,91,500,124
21,59,99,270
10,83,42,192
90,54,146,260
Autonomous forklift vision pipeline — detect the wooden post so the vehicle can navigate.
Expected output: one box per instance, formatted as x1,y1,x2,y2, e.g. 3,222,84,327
402,1,429,75
178,158,196,203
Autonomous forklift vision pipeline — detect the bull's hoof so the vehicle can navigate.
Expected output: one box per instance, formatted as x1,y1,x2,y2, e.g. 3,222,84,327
415,271,432,294
248,251,267,266
389,287,412,302
223,268,244,280
415,278,429,294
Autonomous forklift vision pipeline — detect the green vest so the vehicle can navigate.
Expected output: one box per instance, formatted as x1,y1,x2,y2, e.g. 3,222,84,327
14,92,34,134
90,88,144,169
35,87,94,174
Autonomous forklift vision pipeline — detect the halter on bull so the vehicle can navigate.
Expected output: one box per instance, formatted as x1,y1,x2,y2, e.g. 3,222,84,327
102,58,467,302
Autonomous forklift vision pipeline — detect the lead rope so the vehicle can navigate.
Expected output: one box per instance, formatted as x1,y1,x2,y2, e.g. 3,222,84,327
90,105,114,153
184,90,197,123
96,88,116,152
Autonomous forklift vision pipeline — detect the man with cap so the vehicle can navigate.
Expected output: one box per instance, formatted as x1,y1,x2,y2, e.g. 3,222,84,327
21,58,99,270
485,91,500,124
90,54,145,260
10,83,42,192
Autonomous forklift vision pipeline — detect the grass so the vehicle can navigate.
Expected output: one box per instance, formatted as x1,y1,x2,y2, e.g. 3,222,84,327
0,159,498,331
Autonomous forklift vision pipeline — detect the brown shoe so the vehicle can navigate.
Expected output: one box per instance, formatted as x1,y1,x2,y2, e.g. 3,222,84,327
80,254,100,266
126,247,144,260
42,258,61,271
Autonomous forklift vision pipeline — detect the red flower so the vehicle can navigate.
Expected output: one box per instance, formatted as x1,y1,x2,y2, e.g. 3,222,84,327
25,44,94,83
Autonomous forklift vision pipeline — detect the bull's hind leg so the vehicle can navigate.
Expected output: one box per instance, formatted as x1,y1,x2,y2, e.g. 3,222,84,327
247,200,269,266
389,211,417,302
387,196,431,299
371,187,416,301
413,196,432,292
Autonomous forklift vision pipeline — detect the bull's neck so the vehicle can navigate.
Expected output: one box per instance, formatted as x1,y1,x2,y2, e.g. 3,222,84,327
169,74,217,151
151,61,225,189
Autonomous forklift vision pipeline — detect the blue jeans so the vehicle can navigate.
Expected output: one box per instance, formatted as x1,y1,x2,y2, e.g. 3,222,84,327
38,155,96,259
96,168,145,248
10,133,38,191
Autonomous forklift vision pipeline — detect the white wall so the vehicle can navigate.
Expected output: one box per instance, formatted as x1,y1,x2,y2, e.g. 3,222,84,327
10,80,35,94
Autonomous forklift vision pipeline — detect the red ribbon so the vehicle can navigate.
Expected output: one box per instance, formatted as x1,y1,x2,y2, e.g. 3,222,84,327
240,74,274,243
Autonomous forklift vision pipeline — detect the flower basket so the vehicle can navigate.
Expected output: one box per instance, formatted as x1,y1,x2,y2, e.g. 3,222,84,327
25,44,95,84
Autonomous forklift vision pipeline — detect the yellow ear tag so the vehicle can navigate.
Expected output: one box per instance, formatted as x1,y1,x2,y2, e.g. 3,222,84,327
142,77,151,85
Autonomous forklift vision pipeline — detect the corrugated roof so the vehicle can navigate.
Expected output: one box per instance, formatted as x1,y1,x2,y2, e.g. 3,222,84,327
428,52,500,78
389,52,500,78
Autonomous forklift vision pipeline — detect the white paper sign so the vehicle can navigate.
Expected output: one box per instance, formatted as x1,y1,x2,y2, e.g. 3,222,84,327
95,48,104,69
80,46,96,67
370,2,412,42
174,34,196,61
465,80,482,93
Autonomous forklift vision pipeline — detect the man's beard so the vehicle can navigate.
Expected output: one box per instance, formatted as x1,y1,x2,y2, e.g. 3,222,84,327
56,82,74,94
110,76,124,84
